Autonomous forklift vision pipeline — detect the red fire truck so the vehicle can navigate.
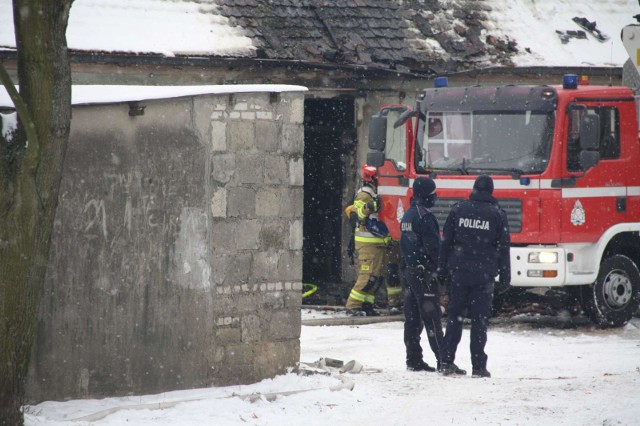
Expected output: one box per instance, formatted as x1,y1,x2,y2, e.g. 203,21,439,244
367,74,640,327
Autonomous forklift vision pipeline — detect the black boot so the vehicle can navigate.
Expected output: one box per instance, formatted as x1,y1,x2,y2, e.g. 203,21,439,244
362,303,380,317
472,368,491,378
438,362,467,376
407,360,436,372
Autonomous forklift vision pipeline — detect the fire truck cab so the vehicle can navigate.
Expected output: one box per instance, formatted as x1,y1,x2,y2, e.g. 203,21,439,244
367,74,640,327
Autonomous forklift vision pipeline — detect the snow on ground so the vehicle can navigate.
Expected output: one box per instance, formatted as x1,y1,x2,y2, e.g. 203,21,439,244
25,314,640,426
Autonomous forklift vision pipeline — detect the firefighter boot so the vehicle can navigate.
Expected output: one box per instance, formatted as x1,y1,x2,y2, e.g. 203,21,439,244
361,302,381,316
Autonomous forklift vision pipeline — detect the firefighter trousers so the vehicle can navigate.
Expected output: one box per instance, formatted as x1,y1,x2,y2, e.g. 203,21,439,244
346,242,386,309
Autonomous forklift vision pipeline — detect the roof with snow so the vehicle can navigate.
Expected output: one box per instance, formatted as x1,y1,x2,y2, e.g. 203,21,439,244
0,84,308,108
0,0,638,73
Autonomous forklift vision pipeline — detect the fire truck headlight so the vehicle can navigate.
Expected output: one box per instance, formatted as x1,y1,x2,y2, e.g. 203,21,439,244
528,251,558,264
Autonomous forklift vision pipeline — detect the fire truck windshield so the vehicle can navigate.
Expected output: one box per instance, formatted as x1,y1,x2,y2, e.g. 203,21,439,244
416,110,555,176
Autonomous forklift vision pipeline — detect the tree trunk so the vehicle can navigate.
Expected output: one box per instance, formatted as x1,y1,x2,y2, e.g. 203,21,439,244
0,1,73,424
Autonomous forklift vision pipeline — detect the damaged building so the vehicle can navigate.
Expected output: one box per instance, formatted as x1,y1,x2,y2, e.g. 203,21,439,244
0,0,635,401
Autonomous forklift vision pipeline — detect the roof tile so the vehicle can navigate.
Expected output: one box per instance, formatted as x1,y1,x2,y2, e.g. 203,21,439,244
214,0,516,71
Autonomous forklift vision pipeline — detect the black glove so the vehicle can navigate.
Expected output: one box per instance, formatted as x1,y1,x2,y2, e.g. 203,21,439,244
367,199,380,213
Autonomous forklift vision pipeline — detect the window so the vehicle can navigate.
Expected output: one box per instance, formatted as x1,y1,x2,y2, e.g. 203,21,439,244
567,106,619,171
419,112,473,169
383,110,407,170
416,110,554,175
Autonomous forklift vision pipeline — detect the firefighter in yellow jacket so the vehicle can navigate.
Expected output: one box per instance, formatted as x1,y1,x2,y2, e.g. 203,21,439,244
345,164,401,316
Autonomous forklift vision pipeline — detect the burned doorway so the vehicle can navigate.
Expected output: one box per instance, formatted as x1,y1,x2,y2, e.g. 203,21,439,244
303,98,356,298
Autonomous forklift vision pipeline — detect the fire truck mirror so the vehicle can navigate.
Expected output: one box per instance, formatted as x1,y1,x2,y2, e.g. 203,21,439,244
367,151,385,168
579,150,600,171
369,115,387,151
579,114,600,150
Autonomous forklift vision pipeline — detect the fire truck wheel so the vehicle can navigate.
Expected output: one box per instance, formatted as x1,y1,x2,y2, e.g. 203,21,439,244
582,255,640,328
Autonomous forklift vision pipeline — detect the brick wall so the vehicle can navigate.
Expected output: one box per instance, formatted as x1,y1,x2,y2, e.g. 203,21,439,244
26,87,306,402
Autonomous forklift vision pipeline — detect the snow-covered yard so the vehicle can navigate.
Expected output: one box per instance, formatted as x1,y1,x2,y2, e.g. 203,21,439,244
25,313,640,426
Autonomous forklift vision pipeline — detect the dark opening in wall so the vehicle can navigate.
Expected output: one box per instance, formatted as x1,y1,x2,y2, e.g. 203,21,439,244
302,98,355,299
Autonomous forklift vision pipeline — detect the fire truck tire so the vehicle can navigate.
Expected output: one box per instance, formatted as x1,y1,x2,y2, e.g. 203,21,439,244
582,255,640,328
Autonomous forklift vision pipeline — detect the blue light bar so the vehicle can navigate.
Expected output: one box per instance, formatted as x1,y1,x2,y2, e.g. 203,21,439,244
520,177,531,186
563,74,578,89
434,77,448,88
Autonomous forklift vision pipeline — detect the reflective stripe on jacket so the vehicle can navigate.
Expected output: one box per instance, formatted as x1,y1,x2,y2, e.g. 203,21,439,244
352,186,390,244
355,229,391,244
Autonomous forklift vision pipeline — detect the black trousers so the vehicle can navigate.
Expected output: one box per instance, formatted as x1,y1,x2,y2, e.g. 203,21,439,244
440,269,494,371
403,266,444,366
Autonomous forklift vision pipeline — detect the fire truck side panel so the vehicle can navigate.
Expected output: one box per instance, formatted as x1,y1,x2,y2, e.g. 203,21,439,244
537,189,562,242
618,93,640,221
556,94,639,244
377,170,409,240
373,105,415,239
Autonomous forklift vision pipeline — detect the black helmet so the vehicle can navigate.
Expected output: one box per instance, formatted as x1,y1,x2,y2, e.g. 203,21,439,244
473,174,494,194
413,177,436,199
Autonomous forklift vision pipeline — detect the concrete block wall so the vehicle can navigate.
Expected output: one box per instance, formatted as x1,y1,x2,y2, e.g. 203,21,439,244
26,88,305,402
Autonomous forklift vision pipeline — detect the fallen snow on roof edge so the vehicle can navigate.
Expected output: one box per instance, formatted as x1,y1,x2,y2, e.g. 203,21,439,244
0,85,309,108
484,0,637,68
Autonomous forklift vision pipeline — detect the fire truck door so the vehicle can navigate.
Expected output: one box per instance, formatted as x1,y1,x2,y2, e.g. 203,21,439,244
561,104,626,243
376,106,412,239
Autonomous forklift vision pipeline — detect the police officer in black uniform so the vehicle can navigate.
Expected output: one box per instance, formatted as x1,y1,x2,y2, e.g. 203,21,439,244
400,177,465,374
438,175,510,378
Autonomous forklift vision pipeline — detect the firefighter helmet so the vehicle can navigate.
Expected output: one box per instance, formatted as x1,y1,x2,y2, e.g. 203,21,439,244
362,164,377,183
